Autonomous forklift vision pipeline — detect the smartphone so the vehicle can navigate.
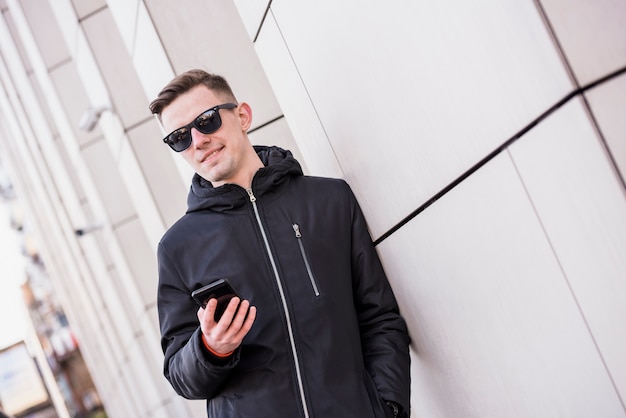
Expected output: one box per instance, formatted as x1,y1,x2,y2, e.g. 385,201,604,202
191,278,241,321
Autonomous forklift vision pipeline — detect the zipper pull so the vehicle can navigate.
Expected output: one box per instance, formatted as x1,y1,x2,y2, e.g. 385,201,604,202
292,224,302,238
246,188,257,202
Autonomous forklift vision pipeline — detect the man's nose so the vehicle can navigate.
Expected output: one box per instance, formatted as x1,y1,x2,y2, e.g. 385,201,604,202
190,128,209,148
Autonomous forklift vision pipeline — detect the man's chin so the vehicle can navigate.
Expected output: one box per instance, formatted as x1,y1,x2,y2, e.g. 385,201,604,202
201,171,227,188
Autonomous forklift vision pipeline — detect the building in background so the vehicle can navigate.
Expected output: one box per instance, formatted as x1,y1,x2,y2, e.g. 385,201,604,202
0,161,106,418
0,341,54,418
19,230,106,418
0,1,624,417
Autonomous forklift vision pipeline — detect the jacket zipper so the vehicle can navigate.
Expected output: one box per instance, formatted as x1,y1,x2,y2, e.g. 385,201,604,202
246,189,310,418
292,224,320,297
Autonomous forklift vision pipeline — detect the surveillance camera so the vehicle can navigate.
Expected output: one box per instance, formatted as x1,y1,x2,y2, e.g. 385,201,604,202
74,222,103,237
78,105,111,132
78,110,99,132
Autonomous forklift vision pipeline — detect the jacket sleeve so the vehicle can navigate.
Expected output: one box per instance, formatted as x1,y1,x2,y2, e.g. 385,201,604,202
157,242,239,399
346,185,412,415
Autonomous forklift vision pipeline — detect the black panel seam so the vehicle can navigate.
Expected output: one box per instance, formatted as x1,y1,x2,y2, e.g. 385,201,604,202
373,65,626,247
248,114,284,135
253,1,273,44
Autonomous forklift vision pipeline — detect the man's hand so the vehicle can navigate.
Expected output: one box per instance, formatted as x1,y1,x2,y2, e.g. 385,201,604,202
197,297,257,356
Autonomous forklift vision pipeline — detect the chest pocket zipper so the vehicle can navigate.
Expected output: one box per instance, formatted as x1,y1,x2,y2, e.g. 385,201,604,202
292,224,320,297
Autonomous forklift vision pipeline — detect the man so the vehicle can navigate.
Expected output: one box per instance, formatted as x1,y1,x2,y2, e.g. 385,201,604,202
150,69,411,417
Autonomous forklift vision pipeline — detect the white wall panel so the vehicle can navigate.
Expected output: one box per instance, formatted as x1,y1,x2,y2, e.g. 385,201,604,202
131,2,175,104
539,0,626,85
3,2,32,73
113,217,158,308
377,153,624,418
136,332,189,416
81,8,150,128
18,0,69,68
80,139,135,225
69,0,105,20
102,0,174,175
46,0,81,57
115,125,168,250
248,115,309,174
28,74,60,138
139,308,167,379
87,313,129,418
164,396,207,418
144,307,207,417
79,234,115,306
126,121,187,229
125,338,164,413
585,73,626,181
106,0,139,54
267,1,573,239
98,306,128,373
510,98,626,402
100,268,137,351
111,367,142,417
254,13,343,178
100,296,132,354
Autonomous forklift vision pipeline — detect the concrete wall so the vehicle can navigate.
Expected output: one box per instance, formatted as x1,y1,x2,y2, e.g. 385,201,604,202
0,0,624,416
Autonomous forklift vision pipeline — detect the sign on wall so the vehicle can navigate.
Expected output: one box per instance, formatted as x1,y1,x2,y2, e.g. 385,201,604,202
0,342,49,415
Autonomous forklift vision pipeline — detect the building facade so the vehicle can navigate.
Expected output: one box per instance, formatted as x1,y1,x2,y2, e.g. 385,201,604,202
20,240,106,417
0,0,625,417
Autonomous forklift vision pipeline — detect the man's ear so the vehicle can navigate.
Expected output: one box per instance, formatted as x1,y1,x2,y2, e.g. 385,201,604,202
237,102,253,131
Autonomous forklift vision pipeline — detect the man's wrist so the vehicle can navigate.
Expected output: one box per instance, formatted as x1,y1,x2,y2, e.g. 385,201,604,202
201,333,234,358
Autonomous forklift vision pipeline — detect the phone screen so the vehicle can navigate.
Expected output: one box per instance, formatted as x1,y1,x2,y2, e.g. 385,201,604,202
191,278,240,321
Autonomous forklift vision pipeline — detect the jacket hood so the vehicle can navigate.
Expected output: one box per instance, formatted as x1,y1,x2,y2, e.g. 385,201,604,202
186,145,303,213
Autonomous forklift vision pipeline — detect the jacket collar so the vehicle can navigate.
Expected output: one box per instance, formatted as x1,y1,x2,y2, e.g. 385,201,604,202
186,146,303,213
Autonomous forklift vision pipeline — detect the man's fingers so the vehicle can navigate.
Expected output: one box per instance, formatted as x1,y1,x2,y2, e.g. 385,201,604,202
199,298,256,354
220,299,252,330
206,298,219,323
241,306,256,333
197,299,218,326
230,305,255,338
217,297,241,326
231,300,250,325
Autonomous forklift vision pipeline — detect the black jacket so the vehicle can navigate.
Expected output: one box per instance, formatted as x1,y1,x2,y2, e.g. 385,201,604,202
157,146,411,417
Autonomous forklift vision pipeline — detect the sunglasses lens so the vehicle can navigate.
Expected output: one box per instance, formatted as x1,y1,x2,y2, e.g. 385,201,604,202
167,128,192,152
195,109,221,134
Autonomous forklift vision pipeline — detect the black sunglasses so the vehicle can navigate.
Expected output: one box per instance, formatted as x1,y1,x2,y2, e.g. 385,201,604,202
163,103,238,152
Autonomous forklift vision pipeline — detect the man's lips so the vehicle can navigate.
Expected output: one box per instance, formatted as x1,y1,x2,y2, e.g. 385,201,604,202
199,147,223,163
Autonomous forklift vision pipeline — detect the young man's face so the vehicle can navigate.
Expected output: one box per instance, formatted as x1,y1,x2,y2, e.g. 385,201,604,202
161,85,253,187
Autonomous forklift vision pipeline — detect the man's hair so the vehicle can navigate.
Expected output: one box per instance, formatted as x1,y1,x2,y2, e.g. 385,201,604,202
149,69,237,119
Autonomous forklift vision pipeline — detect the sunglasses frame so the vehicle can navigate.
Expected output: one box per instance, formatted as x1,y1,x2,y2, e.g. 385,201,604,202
163,103,238,152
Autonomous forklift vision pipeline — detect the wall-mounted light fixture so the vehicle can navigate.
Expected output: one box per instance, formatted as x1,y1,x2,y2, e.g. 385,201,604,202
78,105,111,132
74,222,103,237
